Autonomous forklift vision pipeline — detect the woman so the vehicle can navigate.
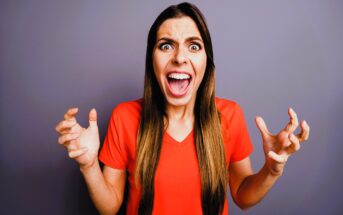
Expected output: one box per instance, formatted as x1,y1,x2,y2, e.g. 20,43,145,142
55,2,310,215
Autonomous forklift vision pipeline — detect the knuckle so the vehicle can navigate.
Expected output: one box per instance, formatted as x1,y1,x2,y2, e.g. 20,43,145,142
68,145,76,151
66,133,73,140
68,152,73,158
56,121,63,130
70,126,76,133
60,121,66,128
294,136,300,144
58,136,63,144
65,120,73,127
64,121,71,128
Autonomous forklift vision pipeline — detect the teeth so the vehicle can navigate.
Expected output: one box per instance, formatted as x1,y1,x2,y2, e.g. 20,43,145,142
168,73,190,80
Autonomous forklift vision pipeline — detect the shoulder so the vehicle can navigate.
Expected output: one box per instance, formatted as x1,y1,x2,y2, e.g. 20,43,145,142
215,97,241,116
110,98,142,124
113,98,142,115
215,97,246,128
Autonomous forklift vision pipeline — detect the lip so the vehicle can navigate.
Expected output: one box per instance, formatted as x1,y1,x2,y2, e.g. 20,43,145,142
166,70,192,78
165,70,193,98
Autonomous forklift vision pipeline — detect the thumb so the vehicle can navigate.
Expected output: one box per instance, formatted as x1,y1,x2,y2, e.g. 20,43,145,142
255,116,270,139
88,108,98,128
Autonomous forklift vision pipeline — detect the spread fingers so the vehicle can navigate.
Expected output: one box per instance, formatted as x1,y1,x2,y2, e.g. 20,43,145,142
68,148,88,158
297,120,310,142
64,107,79,120
287,133,301,153
284,107,299,133
268,151,288,163
58,133,79,145
55,120,77,134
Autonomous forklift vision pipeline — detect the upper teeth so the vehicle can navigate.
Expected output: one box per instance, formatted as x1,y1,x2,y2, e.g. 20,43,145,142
168,73,190,80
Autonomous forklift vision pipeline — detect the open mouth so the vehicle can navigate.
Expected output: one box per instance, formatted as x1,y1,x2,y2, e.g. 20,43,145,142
166,72,192,97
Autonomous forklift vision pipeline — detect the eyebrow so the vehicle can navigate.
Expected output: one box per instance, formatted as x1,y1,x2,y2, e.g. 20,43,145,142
157,36,203,44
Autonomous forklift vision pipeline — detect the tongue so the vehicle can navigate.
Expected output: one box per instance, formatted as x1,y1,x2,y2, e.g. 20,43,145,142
169,79,189,95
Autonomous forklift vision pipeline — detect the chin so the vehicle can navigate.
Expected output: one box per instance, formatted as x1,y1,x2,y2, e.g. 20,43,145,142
164,93,195,107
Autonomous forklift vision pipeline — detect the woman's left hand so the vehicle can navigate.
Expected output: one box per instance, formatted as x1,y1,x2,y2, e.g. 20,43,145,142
255,108,310,176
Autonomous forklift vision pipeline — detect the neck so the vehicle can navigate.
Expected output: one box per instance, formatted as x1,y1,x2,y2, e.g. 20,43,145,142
165,97,196,123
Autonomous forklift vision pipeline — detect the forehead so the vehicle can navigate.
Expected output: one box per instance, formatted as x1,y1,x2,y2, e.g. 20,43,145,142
157,16,202,40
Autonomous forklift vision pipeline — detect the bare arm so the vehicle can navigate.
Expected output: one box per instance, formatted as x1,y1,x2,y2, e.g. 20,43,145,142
80,163,126,215
55,108,126,214
229,108,310,210
229,157,280,210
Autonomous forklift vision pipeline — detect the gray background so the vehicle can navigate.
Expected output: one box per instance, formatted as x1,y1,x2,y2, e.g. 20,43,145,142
1,0,342,214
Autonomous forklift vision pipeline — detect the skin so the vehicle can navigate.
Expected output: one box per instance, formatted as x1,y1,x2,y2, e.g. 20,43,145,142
153,16,207,141
55,16,310,214
56,108,125,214
229,109,310,209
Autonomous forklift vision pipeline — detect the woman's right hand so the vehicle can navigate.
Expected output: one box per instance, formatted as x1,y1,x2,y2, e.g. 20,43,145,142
55,108,100,169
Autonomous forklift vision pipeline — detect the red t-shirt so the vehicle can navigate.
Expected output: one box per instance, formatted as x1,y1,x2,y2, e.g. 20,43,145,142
99,97,253,215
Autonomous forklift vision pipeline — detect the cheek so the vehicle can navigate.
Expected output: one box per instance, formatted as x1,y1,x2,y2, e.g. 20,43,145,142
153,51,170,77
191,52,207,76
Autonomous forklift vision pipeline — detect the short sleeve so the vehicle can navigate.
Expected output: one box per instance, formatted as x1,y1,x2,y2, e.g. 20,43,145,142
99,107,128,169
229,104,254,162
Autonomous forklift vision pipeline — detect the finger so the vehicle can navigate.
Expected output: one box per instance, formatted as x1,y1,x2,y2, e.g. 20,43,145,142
255,116,271,139
88,108,98,128
55,120,77,133
58,133,80,145
68,148,88,158
64,107,79,120
284,107,299,133
296,120,310,142
59,128,72,135
59,120,84,135
287,133,301,153
268,151,287,163
67,143,77,152
69,124,84,134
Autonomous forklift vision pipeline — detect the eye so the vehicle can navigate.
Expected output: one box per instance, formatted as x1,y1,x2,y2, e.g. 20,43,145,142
159,43,173,51
189,43,201,52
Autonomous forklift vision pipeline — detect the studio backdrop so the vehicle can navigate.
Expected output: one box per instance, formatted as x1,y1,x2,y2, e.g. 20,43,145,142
1,1,342,214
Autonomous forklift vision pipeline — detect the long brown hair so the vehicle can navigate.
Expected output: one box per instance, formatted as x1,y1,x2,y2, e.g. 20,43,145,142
135,2,227,215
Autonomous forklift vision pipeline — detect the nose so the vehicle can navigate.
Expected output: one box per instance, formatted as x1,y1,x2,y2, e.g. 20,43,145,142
172,47,187,65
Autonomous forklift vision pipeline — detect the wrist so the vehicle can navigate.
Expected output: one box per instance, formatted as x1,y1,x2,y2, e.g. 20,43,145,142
80,159,99,173
263,162,283,178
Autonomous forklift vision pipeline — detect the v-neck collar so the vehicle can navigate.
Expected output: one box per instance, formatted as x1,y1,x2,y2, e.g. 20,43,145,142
164,130,194,146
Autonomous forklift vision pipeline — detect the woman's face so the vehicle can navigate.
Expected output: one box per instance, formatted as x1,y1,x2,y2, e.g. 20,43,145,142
153,16,207,107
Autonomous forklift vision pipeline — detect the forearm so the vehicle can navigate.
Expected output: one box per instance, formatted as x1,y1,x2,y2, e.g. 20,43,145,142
80,160,121,215
235,163,281,209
